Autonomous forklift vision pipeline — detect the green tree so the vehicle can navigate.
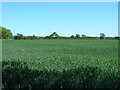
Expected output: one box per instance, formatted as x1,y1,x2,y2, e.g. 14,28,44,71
71,35,74,38
50,32,59,38
75,34,80,38
81,34,86,37
100,33,106,39
0,27,13,39
14,33,23,39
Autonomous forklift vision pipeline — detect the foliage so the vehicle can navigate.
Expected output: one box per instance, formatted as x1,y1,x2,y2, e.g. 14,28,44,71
0,27,13,39
14,33,23,40
0,27,119,40
114,36,120,40
14,34,44,40
100,33,106,39
71,35,74,38
2,40,118,88
75,34,80,38
2,61,119,89
81,34,86,38
44,36,53,39
49,32,59,38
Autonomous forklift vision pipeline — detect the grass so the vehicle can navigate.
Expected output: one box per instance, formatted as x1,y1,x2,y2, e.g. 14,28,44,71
2,39,119,88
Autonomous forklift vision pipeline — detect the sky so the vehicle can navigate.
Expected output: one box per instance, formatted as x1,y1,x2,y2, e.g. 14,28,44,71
2,2,118,37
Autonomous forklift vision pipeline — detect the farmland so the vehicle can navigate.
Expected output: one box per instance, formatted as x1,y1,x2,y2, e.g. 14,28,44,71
2,39,119,88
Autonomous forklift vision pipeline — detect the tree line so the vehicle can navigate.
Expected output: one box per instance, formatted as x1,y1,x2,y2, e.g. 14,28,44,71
0,27,119,40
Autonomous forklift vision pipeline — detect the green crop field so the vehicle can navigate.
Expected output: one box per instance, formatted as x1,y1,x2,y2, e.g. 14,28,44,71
2,39,119,88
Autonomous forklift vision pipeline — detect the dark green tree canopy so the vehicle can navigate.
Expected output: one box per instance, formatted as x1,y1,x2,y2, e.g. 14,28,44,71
71,35,74,38
14,33,23,39
0,27,13,39
81,34,86,37
50,32,59,38
76,34,80,38
100,33,106,39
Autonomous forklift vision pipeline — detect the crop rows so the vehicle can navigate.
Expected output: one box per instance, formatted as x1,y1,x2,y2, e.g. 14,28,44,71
2,39,119,88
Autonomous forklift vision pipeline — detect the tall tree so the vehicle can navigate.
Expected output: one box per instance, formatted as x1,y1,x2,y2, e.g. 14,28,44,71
100,33,106,39
71,35,74,38
14,33,23,39
81,34,86,37
50,32,59,38
0,27,13,39
75,34,80,38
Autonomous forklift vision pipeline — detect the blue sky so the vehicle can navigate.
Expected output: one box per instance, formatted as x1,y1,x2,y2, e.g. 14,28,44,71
2,2,118,37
